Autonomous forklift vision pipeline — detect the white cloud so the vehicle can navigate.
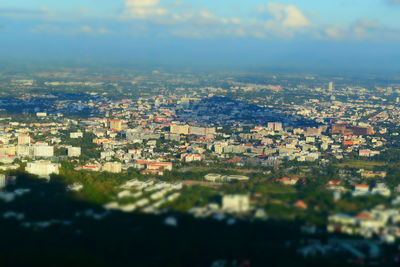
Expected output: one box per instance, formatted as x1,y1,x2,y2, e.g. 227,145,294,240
123,0,168,19
266,3,310,28
126,0,159,7
253,3,312,38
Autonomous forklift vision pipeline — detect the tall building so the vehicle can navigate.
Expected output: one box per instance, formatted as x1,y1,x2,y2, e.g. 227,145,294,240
329,81,334,91
267,122,283,132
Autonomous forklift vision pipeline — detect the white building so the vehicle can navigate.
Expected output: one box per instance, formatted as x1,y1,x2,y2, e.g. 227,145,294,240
70,132,83,139
222,194,250,213
36,112,47,117
371,183,391,197
33,144,54,158
102,162,122,173
16,145,31,157
68,147,81,157
204,173,224,182
25,160,60,179
17,134,31,145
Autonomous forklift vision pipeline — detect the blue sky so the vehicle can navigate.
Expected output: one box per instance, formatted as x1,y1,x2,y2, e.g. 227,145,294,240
1,0,400,70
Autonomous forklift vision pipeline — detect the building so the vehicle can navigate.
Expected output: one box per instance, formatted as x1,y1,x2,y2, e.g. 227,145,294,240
26,160,60,179
371,183,391,197
18,134,31,145
109,119,123,131
352,184,370,196
222,194,250,213
329,81,334,91
16,145,30,157
204,173,224,182
68,147,81,157
182,153,203,162
267,122,283,132
170,124,190,135
359,149,380,157
305,127,322,136
70,132,83,139
189,126,216,136
146,162,173,171
102,162,122,173
33,144,54,158
36,112,47,117
331,124,374,136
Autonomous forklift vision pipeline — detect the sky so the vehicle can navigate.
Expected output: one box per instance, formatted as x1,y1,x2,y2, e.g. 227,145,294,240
1,0,400,71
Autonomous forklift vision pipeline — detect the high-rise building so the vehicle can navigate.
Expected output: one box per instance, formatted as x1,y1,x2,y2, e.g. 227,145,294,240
267,122,283,132
329,81,334,91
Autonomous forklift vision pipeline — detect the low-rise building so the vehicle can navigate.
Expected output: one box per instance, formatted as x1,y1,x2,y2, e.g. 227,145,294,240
222,194,250,213
102,162,122,173
68,147,81,157
25,160,60,179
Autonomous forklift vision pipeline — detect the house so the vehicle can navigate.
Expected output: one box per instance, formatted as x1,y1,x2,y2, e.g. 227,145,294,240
352,184,370,196
294,200,308,209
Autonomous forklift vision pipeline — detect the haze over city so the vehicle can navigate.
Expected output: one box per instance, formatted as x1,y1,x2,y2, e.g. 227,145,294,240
2,0,400,70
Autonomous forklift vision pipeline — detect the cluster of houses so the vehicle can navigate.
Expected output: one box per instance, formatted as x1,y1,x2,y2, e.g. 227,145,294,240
103,179,182,214
328,206,400,243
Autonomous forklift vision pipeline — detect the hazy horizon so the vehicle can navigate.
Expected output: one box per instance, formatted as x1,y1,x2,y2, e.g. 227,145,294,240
1,0,400,73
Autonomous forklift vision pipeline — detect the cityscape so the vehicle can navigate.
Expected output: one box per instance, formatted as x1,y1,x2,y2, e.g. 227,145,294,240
2,0,400,266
